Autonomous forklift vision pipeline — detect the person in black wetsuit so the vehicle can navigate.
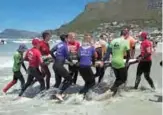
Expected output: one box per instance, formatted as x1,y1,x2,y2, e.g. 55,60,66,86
51,34,73,101
18,39,45,97
78,34,96,95
134,32,155,90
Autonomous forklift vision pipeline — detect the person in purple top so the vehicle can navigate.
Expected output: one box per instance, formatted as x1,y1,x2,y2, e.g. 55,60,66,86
50,34,72,101
78,34,96,96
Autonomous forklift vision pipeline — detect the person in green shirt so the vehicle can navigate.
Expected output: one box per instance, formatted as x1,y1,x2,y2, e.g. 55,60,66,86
2,44,28,94
110,36,130,95
102,35,130,96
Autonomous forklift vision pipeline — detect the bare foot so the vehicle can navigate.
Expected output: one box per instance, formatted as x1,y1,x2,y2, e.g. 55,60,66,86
55,94,64,101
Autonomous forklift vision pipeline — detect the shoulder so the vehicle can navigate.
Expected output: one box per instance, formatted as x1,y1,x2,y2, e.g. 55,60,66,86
36,49,41,56
39,40,44,45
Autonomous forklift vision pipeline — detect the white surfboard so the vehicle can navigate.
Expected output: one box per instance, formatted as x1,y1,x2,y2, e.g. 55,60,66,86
104,59,137,64
65,59,138,66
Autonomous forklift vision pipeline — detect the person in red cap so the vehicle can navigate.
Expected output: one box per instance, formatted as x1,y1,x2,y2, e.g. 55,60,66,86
134,32,155,89
39,32,51,89
18,38,45,97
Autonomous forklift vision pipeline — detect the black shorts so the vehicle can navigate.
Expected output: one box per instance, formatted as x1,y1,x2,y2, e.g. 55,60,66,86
137,61,152,75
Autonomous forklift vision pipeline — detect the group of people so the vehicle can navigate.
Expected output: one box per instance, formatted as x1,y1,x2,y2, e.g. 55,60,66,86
2,28,158,101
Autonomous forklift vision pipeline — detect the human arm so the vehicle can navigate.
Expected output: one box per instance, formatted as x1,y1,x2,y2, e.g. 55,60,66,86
65,45,72,63
92,47,96,66
22,62,27,72
103,45,112,61
125,40,130,66
50,44,57,59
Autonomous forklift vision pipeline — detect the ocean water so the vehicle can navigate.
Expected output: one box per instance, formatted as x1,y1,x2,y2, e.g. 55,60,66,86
0,39,162,115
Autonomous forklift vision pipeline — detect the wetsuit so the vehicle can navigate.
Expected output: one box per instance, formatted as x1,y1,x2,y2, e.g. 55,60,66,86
51,41,72,94
109,37,130,95
19,48,45,96
39,40,51,89
78,42,96,94
135,36,155,89
3,51,26,93
67,41,80,84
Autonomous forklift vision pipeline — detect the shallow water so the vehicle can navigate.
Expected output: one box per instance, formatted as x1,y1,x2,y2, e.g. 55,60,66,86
0,42,162,115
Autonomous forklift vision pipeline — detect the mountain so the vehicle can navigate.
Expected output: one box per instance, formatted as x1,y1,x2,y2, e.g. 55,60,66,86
52,0,162,34
0,29,40,38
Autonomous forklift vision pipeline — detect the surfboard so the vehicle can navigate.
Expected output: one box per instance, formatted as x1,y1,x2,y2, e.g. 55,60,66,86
104,59,137,64
65,59,138,66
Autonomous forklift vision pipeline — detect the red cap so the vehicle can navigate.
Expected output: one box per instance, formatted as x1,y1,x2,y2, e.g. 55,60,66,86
139,32,148,39
32,38,40,46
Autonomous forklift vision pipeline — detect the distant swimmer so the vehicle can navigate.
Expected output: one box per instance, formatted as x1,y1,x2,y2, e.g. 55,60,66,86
50,34,72,101
78,34,96,95
39,32,51,89
2,44,28,94
67,32,80,85
18,38,45,97
134,32,155,90
102,35,130,96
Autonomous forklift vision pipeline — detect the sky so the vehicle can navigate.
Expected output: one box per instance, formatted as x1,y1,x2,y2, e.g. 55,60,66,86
0,0,99,32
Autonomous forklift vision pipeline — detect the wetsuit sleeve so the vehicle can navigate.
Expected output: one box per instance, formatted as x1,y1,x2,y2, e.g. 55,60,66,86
65,45,72,62
50,44,57,59
92,47,96,65
124,40,130,64
103,45,112,61
77,48,81,62
22,61,27,72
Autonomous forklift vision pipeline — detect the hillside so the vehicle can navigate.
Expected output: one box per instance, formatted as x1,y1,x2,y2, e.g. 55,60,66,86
0,29,40,38
52,0,162,34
